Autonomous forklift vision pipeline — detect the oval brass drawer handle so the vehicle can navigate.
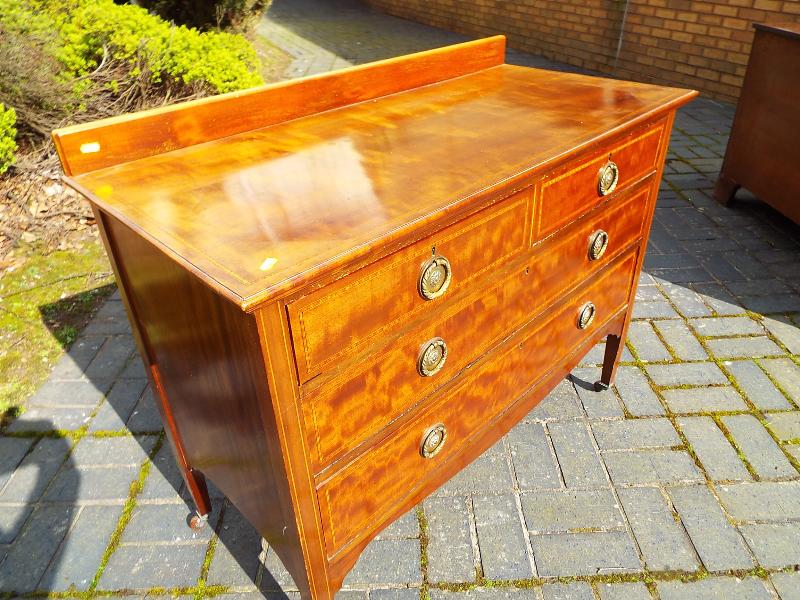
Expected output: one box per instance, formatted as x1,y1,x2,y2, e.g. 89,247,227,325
588,230,609,261
577,302,596,329
420,423,447,458
598,160,619,196
419,255,452,300
418,337,448,377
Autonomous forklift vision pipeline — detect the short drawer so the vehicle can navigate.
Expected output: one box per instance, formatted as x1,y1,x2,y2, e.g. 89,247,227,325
288,189,530,382
303,180,652,470
316,248,640,556
534,118,665,240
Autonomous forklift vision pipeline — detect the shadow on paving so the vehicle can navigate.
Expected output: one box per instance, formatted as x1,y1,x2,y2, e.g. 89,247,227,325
0,421,79,593
0,290,291,597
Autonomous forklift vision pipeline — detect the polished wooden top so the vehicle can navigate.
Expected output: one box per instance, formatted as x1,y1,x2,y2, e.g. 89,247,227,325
61,42,695,311
753,22,800,40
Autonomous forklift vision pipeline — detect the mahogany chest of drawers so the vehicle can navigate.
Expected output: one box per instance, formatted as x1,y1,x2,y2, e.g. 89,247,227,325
53,37,695,600
714,22,800,224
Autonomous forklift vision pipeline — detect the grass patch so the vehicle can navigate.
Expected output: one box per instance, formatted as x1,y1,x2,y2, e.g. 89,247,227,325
0,238,113,418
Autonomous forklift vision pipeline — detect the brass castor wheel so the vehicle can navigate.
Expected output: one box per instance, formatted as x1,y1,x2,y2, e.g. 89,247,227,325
594,381,610,392
189,512,209,530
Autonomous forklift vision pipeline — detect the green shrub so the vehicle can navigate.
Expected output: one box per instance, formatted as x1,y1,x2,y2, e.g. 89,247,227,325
0,0,264,159
139,0,273,32
0,104,18,174
57,0,263,93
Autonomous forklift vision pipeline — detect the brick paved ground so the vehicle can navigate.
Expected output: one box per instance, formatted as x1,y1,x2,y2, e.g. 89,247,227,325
3,1,800,599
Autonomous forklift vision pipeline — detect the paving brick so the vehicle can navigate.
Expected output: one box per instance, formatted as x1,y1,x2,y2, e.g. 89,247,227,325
661,386,747,413
342,539,422,586
646,362,727,386
771,572,800,600
617,487,698,572
0,504,73,593
98,542,207,590
691,283,744,316
659,282,712,317
0,438,70,502
725,360,793,410
530,531,640,577
652,319,707,360
527,378,584,420
741,294,800,314
762,314,800,354
721,415,796,479
5,406,94,432
27,379,108,408
626,321,671,362
766,412,800,441
507,422,561,490
548,421,606,488
706,336,783,359
596,582,652,600
437,441,513,495
0,504,32,544
71,435,157,466
122,503,217,543
44,465,139,502
657,577,772,600
613,367,664,416
82,299,132,336
604,450,701,485
84,335,135,381
376,509,418,539
423,496,474,583
520,489,624,534
89,378,148,431
126,386,164,432
0,437,34,491
139,442,184,500
570,369,623,418
369,590,420,600
739,523,800,568
688,316,763,337
431,589,542,600
46,335,104,381
119,354,147,379
591,418,680,451
208,504,261,589
541,582,593,600
632,300,679,319
760,358,800,404
42,504,124,591
472,494,532,580
677,417,750,481
715,481,800,521
667,485,753,571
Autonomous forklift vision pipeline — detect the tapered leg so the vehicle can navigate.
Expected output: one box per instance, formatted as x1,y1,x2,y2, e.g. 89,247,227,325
713,173,739,206
149,364,212,528
595,333,624,391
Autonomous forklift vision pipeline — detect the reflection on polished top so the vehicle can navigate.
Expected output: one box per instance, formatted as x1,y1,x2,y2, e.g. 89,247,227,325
69,63,691,309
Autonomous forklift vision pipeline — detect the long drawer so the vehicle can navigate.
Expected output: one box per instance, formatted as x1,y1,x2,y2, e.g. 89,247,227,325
303,181,652,470
534,117,665,240
287,189,531,382
315,248,639,556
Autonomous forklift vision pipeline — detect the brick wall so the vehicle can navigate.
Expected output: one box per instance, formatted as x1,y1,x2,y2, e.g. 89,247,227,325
363,0,800,102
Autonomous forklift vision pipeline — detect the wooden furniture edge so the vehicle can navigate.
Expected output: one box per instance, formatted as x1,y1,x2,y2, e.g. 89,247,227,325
60,89,695,314
50,35,507,176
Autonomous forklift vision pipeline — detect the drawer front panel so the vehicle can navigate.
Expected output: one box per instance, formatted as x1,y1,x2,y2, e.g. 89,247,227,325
535,119,665,240
304,181,651,470
316,248,639,556
288,190,530,382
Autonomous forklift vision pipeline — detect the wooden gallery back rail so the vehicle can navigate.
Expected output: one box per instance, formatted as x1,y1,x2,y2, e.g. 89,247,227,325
53,36,696,600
